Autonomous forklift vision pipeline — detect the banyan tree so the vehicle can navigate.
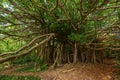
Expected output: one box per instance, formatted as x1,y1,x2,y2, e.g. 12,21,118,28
0,0,120,66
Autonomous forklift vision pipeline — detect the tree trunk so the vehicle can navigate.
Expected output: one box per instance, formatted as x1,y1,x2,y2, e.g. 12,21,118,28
73,42,78,63
93,49,96,63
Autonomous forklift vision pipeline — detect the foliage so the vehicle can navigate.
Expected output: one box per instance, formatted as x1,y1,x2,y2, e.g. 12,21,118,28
12,53,39,64
0,39,26,53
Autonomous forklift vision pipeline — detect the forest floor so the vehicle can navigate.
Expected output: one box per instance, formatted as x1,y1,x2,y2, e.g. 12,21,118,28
0,59,120,80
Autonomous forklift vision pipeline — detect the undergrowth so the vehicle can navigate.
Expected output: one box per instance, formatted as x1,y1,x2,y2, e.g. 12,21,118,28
12,53,48,72
0,75,41,80
15,63,48,72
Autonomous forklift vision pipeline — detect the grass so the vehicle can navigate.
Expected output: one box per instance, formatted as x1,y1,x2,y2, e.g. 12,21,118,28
0,75,41,80
14,63,48,72
15,66,40,72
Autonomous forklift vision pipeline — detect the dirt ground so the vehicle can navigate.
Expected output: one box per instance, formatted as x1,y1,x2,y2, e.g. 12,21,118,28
0,59,120,80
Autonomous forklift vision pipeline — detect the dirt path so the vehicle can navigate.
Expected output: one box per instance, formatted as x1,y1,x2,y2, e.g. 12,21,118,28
0,60,120,80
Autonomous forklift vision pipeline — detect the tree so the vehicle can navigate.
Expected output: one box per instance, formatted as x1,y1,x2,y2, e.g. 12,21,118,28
0,0,120,65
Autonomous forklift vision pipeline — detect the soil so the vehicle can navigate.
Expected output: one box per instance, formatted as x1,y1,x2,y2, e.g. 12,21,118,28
0,59,120,80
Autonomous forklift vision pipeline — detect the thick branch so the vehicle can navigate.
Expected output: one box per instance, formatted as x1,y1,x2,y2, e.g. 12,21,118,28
0,33,55,63
0,33,55,57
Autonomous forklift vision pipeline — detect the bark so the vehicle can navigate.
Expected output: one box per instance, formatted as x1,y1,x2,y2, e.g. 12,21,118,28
73,42,78,64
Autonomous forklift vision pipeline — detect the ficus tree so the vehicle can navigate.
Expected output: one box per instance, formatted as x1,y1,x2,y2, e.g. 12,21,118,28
0,0,120,66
